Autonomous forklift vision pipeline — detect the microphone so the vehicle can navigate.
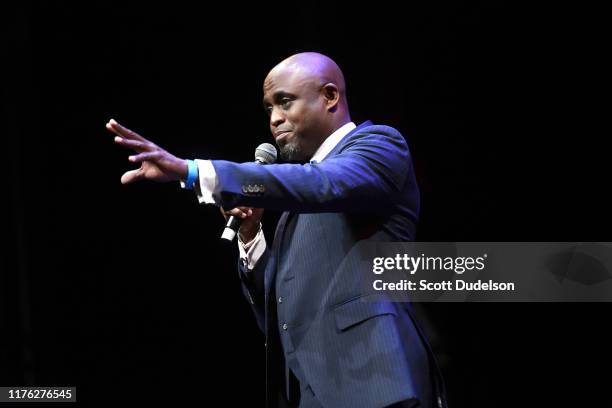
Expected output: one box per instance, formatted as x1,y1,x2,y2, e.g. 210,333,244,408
221,143,277,241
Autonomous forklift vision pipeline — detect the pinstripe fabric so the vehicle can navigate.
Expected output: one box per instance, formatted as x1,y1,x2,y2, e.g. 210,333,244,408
230,122,447,408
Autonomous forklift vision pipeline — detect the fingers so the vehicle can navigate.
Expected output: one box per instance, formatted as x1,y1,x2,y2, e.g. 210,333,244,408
221,206,253,219
231,207,252,218
128,151,161,163
120,169,144,184
114,136,150,152
106,119,147,142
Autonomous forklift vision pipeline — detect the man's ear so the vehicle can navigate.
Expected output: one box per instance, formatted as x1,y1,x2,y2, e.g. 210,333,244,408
321,83,340,112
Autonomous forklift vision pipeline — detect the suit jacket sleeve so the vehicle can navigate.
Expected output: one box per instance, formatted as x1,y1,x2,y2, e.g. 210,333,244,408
210,126,415,216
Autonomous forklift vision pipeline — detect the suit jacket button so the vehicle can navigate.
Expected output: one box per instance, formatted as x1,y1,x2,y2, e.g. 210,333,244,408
278,296,283,304
247,185,254,193
282,323,288,331
241,185,248,193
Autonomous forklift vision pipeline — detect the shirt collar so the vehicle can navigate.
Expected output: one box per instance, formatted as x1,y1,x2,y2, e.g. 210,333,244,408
310,121,356,163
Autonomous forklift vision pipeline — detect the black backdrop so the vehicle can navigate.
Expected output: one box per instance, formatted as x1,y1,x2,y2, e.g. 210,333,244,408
2,1,609,407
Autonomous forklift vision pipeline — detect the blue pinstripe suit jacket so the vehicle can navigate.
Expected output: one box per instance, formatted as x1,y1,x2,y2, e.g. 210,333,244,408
211,121,446,408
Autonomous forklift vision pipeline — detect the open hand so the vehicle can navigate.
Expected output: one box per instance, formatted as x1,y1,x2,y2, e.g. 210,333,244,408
107,119,188,184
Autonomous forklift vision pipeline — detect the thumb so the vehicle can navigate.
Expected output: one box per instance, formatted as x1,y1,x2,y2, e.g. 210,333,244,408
121,169,144,184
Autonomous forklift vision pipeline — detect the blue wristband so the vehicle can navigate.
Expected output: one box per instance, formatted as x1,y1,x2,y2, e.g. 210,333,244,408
183,159,198,190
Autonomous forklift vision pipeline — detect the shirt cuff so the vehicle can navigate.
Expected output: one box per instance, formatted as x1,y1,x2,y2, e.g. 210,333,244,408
238,224,266,272
189,159,217,204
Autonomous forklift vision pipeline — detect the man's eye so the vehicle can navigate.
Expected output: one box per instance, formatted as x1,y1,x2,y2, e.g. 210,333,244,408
281,99,293,109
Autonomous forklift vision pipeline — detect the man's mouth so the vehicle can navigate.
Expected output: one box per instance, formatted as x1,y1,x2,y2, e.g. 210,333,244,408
275,131,292,143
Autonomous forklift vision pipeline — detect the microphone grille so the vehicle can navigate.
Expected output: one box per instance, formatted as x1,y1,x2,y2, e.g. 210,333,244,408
255,143,277,164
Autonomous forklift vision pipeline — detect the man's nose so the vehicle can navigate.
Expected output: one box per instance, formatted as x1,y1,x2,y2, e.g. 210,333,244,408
270,107,285,127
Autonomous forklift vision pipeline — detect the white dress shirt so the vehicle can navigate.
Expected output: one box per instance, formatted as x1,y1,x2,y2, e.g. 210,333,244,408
192,121,356,271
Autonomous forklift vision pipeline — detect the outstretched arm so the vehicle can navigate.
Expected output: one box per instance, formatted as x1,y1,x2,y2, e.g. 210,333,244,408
108,119,415,217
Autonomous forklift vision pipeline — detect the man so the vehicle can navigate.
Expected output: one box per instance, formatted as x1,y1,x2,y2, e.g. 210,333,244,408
108,52,447,408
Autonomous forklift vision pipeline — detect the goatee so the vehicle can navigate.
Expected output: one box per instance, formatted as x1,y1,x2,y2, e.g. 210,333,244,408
278,142,304,163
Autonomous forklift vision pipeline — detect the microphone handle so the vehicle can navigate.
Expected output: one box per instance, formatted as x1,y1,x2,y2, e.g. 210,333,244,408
221,215,242,241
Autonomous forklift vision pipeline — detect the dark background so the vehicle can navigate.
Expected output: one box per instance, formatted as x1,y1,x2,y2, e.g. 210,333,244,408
2,1,608,407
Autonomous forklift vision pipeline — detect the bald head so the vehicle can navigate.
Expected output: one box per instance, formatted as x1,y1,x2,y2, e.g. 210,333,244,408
265,52,347,104
262,52,352,162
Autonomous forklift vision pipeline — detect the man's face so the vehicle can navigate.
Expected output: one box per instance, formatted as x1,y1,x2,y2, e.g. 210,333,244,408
263,69,328,162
